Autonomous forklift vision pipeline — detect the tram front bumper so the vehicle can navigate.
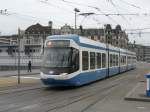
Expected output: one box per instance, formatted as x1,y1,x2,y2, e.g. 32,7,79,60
40,72,80,86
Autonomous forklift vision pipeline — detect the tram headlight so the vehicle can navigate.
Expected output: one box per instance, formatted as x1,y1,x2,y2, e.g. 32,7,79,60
46,41,52,47
49,71,54,74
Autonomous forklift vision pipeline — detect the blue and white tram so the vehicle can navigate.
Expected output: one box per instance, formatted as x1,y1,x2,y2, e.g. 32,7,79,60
40,34,136,86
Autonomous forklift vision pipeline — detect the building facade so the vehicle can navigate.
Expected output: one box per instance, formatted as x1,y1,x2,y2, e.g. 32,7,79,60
79,24,129,49
128,43,150,62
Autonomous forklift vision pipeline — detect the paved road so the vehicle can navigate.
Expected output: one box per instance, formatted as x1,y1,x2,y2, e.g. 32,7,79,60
0,62,150,112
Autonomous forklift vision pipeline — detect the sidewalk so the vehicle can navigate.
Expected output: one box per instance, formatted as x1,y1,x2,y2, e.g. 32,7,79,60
0,69,41,89
0,69,40,77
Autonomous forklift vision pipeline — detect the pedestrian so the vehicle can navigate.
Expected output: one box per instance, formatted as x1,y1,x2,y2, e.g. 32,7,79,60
28,61,32,72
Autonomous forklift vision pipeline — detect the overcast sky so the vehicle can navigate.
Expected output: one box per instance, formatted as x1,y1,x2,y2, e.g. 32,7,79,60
0,0,150,45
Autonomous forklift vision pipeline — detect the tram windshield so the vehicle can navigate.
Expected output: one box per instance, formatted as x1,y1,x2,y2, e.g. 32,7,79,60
42,47,79,68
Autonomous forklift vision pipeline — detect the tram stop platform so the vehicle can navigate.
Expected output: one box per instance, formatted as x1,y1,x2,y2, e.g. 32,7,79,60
125,82,150,102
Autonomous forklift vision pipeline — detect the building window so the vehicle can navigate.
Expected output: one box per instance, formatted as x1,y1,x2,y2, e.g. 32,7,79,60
30,49,32,52
25,46,30,55
7,47,13,55
97,53,101,68
98,36,100,40
102,53,106,68
91,36,94,40
82,51,89,70
13,49,16,53
90,52,95,69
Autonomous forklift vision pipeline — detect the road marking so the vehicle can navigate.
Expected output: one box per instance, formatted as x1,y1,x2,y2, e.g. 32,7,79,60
136,106,146,109
11,76,40,80
125,83,140,98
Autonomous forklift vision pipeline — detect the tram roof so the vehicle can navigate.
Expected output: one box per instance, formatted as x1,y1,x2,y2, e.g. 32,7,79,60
47,34,135,55
47,34,106,48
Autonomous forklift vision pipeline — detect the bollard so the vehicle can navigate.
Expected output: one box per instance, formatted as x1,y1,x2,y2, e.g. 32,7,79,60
145,73,150,97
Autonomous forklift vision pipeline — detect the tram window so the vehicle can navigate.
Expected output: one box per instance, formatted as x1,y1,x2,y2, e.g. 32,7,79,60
129,57,131,64
120,56,122,65
116,55,118,66
72,48,79,71
128,56,130,64
123,56,125,65
82,51,89,70
113,54,116,66
124,56,125,65
97,53,101,68
121,56,124,65
110,54,113,67
122,56,124,65
90,52,95,69
132,57,134,64
102,53,106,68
134,57,136,63
125,56,127,65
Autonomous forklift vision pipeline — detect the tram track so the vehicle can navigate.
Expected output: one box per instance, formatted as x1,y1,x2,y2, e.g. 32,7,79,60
45,83,119,112
0,74,125,112
39,69,144,112
12,72,135,112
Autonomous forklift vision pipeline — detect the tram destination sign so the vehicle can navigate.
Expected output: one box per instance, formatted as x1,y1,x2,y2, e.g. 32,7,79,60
46,40,70,47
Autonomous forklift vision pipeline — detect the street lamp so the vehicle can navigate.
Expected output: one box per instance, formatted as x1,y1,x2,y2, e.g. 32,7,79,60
74,8,80,31
79,12,95,16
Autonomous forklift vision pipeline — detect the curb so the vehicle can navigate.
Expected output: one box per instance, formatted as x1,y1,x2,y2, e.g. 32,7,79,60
125,96,150,102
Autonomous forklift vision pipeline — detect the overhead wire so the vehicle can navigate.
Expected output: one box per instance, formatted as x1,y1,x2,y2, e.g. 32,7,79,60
42,0,150,28
38,0,73,13
0,9,68,27
125,27,150,31
2,0,150,31
106,0,131,25
52,0,120,24
117,0,141,9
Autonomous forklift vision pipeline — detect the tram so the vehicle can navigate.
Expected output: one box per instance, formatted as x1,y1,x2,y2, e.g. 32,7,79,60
40,34,136,86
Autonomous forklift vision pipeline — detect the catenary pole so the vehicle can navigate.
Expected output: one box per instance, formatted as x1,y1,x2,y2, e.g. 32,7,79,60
18,28,21,84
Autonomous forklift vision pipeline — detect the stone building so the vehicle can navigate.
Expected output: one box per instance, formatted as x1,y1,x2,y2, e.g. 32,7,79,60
79,24,129,49
80,28,105,42
128,43,150,62
22,22,129,49
0,35,17,45
22,21,54,56
60,24,74,34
